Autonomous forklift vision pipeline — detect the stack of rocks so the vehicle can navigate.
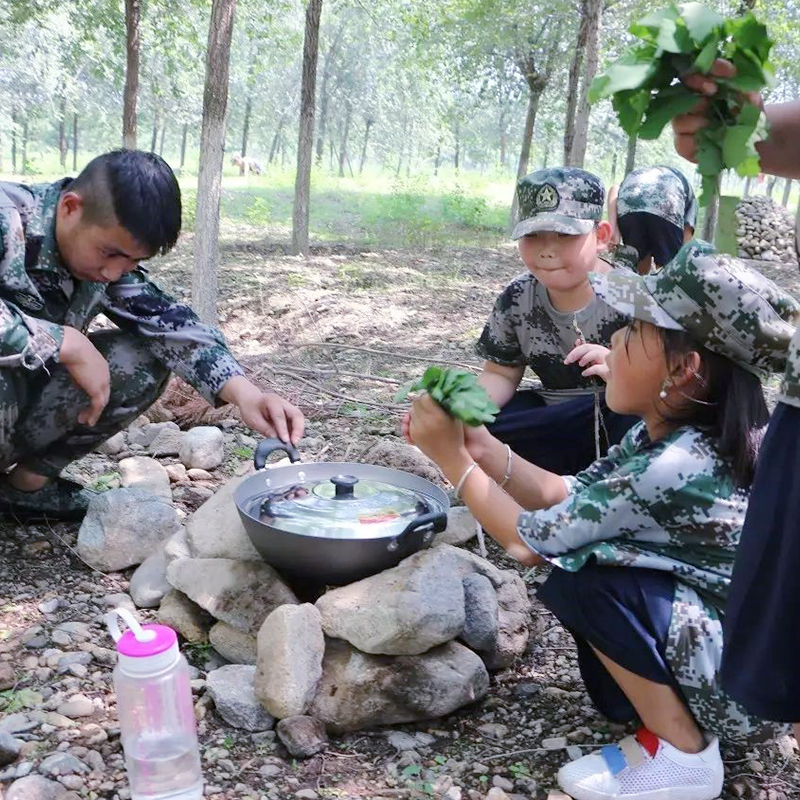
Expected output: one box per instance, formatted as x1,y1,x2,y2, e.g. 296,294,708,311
735,196,799,266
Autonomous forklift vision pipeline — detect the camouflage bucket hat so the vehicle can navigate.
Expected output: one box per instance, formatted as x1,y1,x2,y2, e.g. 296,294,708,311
617,166,697,232
590,240,800,377
512,167,604,239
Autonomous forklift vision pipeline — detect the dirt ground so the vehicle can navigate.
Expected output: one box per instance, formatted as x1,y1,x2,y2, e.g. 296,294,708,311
1,234,800,800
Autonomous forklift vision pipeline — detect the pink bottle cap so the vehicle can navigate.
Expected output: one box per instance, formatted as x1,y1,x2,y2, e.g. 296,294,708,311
106,608,180,676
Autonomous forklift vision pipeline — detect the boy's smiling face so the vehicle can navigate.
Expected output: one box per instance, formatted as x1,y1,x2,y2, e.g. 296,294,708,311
518,223,611,292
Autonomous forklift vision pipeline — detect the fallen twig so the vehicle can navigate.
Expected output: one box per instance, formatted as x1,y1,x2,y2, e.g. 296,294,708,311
293,341,480,371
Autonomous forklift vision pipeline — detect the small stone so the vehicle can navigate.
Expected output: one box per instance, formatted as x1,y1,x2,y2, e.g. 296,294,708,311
566,745,583,761
97,432,126,455
148,424,182,457
129,547,171,608
209,622,257,665
386,731,418,752
486,789,511,800
187,468,213,481
157,590,210,644
477,723,508,739
542,736,568,750
295,790,318,800
492,776,514,791
37,598,60,614
5,775,69,800
433,506,479,546
56,695,94,719
206,665,275,732
461,573,499,652
0,730,22,766
165,463,188,483
276,716,328,758
0,660,15,689
38,752,88,776
179,427,225,470
119,457,172,501
748,759,764,773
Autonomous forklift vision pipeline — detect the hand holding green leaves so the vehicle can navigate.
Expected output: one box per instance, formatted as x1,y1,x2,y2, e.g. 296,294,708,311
395,367,500,426
589,3,773,205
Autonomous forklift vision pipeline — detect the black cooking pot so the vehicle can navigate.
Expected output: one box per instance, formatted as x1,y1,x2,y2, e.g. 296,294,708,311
234,439,449,585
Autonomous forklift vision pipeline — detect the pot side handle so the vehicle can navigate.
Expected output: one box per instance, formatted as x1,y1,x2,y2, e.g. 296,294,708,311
390,511,448,550
254,438,301,470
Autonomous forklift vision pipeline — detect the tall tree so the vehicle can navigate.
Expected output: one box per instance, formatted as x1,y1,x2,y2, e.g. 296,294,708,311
123,0,140,148
292,0,323,257
192,0,237,324
568,0,602,166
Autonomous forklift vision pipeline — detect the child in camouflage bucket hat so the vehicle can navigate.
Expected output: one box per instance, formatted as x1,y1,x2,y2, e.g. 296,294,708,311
608,165,697,275
406,240,798,800
475,167,638,477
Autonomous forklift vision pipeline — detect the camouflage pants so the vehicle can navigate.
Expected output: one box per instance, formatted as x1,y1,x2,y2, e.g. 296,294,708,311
0,330,170,477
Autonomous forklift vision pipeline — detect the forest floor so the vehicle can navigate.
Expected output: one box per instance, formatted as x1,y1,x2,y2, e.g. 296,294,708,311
2,219,800,800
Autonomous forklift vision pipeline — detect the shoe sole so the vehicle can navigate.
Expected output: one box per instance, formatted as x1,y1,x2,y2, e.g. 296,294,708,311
561,785,722,800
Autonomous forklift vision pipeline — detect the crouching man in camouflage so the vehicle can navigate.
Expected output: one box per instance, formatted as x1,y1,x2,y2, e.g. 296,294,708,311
0,149,303,519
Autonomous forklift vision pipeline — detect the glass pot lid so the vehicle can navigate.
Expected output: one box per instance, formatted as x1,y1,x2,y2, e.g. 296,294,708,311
258,474,432,539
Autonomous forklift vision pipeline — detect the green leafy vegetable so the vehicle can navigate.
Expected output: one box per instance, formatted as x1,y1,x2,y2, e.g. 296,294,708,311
589,2,773,206
395,366,500,426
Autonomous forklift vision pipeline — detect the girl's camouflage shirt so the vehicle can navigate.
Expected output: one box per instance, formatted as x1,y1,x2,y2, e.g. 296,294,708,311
0,179,244,404
519,421,786,743
475,265,631,404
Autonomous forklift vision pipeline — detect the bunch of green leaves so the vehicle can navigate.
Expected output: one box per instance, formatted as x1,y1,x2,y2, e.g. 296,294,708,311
395,366,500,426
589,3,773,205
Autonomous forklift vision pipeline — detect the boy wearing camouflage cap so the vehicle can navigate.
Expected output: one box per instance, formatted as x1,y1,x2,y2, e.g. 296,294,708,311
406,241,797,800
0,149,303,518
476,167,636,475
608,165,697,274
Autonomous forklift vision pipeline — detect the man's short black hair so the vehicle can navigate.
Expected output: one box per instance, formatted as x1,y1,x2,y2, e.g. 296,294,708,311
68,149,182,256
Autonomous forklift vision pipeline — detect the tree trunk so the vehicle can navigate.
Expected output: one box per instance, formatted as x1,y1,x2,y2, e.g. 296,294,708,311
782,178,792,207
563,9,589,164
180,123,188,168
315,22,344,166
499,107,507,167
611,151,618,185
21,118,28,175
624,133,637,175
72,113,78,171
338,101,352,177
268,118,285,163
151,104,160,152
123,0,140,148
434,138,441,176
193,0,238,323
291,0,323,257
11,109,18,173
159,125,166,156
359,118,372,174
569,0,603,167
454,121,460,171
58,95,68,168
766,175,778,199
515,87,543,181
702,178,720,242
241,95,252,157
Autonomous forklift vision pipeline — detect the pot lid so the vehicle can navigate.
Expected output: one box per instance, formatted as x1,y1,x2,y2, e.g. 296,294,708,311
258,474,432,539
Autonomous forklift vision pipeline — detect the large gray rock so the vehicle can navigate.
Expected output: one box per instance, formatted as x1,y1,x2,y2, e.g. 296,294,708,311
180,426,224,470
164,527,191,564
207,665,274,732
0,730,21,766
77,489,180,572
148,423,182,457
128,421,177,448
97,431,125,455
210,622,258,665
276,716,328,758
130,546,171,608
254,604,324,718
315,547,465,655
185,474,260,560
436,545,532,669
158,589,211,643
6,775,68,800
461,573,499,652
119,456,172,501
166,558,298,636
433,506,479,547
308,639,489,733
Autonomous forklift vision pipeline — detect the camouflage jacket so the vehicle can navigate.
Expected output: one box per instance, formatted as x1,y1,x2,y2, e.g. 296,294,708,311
0,179,243,404
519,422,784,743
475,266,630,402
779,324,800,408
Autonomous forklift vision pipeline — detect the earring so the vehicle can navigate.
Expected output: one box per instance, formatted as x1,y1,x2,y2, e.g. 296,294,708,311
659,380,670,400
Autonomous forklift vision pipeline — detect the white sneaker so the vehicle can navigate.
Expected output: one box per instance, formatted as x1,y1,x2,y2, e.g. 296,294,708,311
557,727,724,800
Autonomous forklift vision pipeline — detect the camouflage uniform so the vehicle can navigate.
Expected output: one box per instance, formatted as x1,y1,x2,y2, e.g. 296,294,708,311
479,167,633,404
0,179,244,477
616,166,698,232
778,324,800,406
520,241,798,743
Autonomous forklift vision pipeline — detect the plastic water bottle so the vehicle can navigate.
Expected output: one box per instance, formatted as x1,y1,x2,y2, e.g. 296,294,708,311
106,607,203,800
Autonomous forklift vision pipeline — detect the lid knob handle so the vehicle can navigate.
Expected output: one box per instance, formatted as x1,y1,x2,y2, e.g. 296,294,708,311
331,475,358,498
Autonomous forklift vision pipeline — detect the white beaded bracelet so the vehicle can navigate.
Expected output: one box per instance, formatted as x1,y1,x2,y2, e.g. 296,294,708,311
454,462,478,499
498,444,513,489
